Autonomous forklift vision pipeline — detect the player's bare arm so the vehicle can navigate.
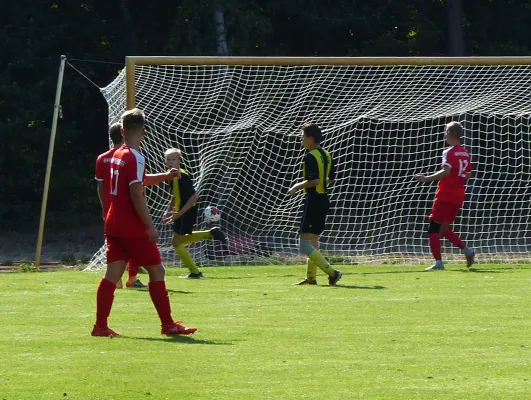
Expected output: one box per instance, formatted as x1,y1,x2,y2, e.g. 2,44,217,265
414,165,451,183
143,168,181,186
288,178,321,196
129,182,158,243
97,181,105,219
97,181,105,208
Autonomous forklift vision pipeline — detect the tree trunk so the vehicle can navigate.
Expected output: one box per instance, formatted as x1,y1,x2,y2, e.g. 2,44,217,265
121,0,138,53
214,9,229,56
446,0,465,56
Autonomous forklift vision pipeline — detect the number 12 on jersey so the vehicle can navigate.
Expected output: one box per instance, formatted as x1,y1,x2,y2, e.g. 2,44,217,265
458,159,469,178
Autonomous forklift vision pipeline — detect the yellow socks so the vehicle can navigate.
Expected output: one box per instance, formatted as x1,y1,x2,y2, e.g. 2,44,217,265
308,249,335,277
181,230,212,246
174,245,200,274
306,259,317,281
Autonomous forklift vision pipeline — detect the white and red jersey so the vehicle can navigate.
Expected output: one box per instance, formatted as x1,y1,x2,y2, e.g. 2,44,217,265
104,145,148,238
95,148,117,217
435,145,472,206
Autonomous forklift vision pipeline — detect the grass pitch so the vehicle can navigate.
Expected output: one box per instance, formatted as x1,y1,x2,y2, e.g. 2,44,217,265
0,263,530,400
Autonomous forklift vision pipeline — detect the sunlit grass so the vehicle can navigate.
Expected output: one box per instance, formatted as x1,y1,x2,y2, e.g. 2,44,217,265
1,263,530,399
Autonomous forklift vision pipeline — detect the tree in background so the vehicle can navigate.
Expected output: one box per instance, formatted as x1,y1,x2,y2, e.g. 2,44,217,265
1,0,530,233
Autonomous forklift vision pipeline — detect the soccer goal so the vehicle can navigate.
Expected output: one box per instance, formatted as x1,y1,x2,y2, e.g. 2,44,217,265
87,56,531,269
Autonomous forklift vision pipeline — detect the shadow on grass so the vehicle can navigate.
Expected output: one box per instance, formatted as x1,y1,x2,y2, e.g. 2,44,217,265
464,267,519,274
328,284,386,290
202,276,252,280
125,288,192,294
167,289,193,294
121,335,234,345
358,270,423,275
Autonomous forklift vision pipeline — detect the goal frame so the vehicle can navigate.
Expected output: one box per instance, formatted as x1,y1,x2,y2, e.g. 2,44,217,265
76,55,531,268
125,56,531,110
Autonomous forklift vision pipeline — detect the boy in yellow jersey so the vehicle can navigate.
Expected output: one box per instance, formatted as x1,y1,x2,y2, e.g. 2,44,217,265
162,148,227,278
288,123,342,286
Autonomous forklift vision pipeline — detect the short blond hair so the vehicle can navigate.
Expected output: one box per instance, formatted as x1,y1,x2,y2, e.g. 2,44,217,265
121,108,145,133
164,148,181,157
446,121,463,138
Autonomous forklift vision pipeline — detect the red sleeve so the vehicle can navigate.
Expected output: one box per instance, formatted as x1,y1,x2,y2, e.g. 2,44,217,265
123,150,145,186
466,151,472,174
445,149,461,171
95,155,104,182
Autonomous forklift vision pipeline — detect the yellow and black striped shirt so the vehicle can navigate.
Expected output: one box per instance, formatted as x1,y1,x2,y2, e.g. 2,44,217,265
169,168,196,211
302,148,335,195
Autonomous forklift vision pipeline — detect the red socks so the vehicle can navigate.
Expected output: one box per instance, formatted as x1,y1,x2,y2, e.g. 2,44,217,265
95,278,116,328
429,229,466,261
442,229,465,249
148,281,174,326
428,233,442,261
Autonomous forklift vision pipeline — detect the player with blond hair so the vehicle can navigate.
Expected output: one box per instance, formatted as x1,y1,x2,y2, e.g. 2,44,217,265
415,121,475,271
95,122,179,288
92,108,196,337
162,147,227,278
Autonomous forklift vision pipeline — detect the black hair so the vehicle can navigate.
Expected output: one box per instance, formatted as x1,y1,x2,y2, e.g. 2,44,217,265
301,122,323,144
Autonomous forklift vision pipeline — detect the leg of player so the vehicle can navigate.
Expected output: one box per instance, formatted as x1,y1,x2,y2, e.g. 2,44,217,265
144,263,197,335
425,220,445,271
125,260,147,288
440,223,475,268
172,234,203,279
294,236,318,285
299,232,342,285
92,260,127,337
179,227,227,246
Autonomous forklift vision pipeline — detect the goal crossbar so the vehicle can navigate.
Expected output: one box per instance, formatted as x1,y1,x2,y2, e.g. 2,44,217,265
125,56,531,109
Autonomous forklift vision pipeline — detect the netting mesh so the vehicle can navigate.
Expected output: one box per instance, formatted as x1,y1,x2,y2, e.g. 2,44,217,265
86,62,531,269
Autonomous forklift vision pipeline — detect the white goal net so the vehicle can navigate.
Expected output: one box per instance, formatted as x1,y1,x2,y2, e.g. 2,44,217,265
87,60,531,269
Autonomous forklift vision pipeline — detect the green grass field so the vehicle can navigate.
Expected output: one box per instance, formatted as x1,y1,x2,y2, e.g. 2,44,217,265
1,264,530,400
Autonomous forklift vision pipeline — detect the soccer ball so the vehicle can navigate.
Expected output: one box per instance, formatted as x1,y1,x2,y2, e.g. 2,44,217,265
203,206,221,224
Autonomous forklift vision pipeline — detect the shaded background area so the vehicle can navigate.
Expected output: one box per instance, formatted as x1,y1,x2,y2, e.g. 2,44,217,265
2,0,531,262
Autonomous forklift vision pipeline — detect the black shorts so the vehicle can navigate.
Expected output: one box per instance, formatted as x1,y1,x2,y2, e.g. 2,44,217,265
300,194,329,235
173,206,198,235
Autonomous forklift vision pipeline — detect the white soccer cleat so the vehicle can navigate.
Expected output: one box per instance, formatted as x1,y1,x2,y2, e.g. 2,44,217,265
425,261,445,271
464,248,475,268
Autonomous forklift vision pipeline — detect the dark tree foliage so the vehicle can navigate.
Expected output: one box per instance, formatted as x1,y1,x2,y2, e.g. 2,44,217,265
1,0,530,231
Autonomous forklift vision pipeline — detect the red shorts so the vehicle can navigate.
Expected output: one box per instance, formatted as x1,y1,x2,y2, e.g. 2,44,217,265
429,199,462,223
106,236,162,267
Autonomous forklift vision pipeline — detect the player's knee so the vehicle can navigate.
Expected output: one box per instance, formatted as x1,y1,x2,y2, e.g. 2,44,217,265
145,264,165,281
299,239,315,256
427,221,442,235
172,235,183,247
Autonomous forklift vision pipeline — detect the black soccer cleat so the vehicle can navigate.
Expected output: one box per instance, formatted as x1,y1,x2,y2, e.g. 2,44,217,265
328,270,342,286
182,272,203,279
210,227,227,244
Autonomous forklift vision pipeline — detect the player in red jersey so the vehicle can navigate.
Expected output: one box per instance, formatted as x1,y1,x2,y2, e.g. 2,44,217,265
415,121,475,271
95,122,179,289
92,108,197,337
